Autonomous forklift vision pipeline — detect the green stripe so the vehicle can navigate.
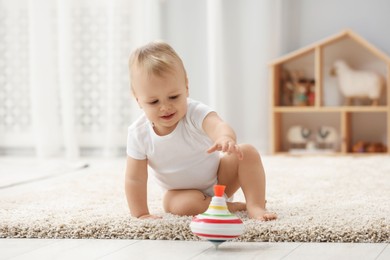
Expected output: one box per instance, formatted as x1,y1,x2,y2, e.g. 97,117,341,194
200,213,236,217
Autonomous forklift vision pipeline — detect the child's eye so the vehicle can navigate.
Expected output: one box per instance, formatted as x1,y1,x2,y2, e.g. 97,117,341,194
148,100,159,105
169,95,180,100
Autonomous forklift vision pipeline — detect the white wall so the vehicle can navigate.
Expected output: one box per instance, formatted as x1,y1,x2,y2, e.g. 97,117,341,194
281,0,390,55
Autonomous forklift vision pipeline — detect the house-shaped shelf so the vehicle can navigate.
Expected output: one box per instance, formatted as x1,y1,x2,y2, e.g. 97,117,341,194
269,29,390,155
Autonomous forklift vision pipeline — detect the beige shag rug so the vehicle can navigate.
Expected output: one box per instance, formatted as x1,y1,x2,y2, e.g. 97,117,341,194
0,156,389,242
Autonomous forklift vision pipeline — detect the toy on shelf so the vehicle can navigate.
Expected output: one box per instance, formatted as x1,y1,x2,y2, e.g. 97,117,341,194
287,125,312,150
316,126,339,150
366,143,387,153
330,60,384,106
280,69,315,106
190,185,244,249
352,141,366,153
280,70,295,106
287,125,339,153
352,141,387,153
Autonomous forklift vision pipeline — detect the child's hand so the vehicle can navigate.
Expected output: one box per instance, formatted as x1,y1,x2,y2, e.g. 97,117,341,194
138,214,162,220
207,136,244,160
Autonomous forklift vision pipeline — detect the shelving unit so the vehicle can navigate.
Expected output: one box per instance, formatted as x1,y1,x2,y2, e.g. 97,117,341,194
269,29,390,155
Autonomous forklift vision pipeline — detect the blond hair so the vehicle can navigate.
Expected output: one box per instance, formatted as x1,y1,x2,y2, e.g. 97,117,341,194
129,41,187,88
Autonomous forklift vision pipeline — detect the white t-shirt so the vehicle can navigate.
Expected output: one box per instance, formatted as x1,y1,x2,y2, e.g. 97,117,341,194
126,99,220,196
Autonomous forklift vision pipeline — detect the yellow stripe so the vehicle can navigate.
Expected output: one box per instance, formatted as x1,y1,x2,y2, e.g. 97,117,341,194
209,205,228,210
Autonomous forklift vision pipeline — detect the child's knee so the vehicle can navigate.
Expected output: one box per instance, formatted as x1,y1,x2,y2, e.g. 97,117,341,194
239,144,260,160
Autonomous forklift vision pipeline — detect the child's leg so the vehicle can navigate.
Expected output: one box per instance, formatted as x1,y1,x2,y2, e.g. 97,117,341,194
217,144,277,221
163,190,210,216
163,190,246,216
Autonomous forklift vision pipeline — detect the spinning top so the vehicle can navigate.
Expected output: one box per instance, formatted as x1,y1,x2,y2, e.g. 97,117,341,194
190,185,244,248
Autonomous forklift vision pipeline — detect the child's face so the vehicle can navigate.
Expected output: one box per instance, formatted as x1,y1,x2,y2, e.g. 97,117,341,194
132,64,189,136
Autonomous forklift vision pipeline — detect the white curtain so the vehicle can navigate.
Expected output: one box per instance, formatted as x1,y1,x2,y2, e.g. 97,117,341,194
0,0,161,158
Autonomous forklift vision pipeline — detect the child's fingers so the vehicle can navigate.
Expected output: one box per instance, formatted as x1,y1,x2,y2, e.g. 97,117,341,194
223,143,243,160
221,142,230,152
207,143,220,153
228,144,243,160
225,141,238,153
209,142,243,160
208,141,241,156
226,142,234,152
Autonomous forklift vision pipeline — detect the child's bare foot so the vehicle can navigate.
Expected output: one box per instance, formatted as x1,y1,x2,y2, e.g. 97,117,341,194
227,202,246,212
248,206,277,221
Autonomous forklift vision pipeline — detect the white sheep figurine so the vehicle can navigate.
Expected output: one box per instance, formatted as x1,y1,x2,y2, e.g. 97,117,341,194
316,126,339,150
287,125,311,149
331,60,384,106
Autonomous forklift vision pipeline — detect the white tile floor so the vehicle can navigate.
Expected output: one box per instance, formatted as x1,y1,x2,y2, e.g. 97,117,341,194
0,239,388,260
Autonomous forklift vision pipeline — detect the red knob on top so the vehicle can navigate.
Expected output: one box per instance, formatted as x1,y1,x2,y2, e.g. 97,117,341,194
213,185,226,197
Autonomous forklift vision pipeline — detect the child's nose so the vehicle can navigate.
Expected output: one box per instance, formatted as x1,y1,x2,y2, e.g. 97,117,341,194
160,102,170,112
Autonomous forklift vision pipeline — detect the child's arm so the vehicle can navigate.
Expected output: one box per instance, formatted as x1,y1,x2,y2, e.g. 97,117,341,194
125,157,159,219
202,112,243,160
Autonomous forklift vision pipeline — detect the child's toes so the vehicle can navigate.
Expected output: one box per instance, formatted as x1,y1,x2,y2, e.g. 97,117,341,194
263,212,277,221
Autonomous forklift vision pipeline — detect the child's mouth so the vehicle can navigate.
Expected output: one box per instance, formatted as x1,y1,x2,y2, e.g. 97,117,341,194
161,113,175,120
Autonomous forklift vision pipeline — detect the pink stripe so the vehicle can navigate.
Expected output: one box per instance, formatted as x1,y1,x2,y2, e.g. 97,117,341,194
194,232,239,239
192,218,242,224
